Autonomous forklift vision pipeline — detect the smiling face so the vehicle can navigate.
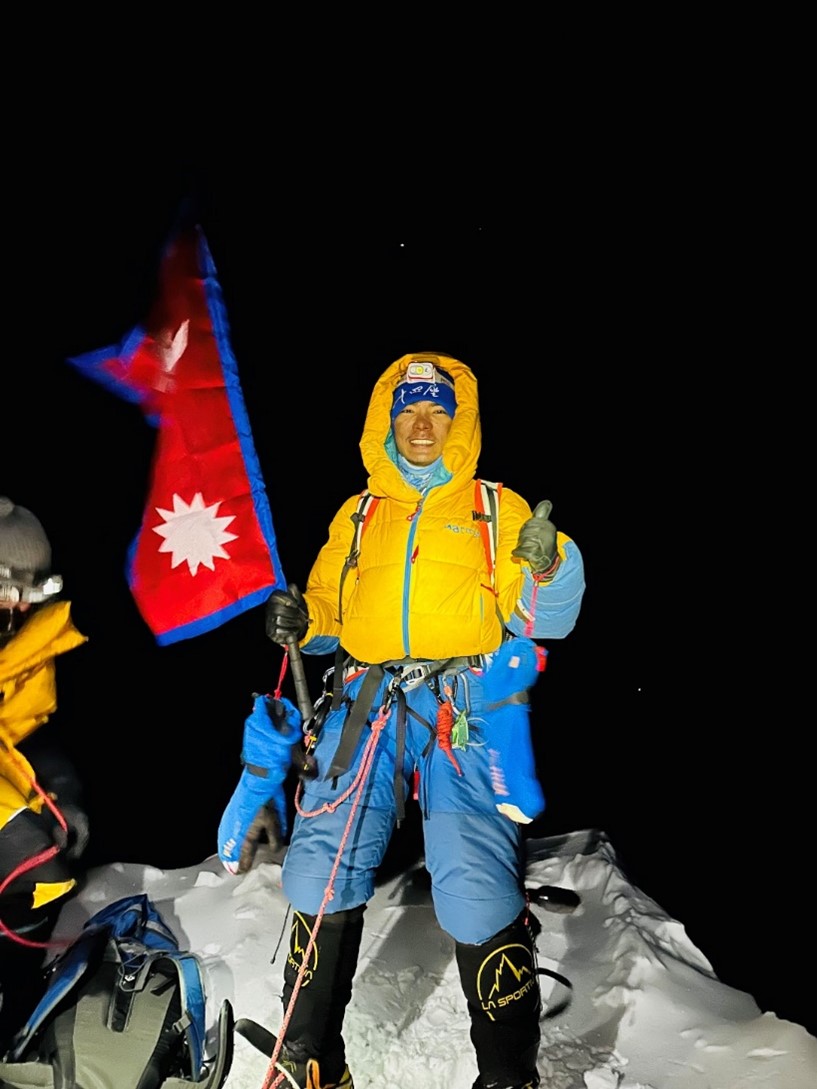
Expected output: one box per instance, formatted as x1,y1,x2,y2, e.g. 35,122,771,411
392,400,454,466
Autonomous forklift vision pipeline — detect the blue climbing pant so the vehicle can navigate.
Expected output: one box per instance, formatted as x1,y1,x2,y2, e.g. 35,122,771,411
281,663,530,945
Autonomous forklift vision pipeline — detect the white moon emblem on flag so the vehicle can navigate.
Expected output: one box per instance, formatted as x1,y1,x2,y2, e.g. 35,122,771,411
156,319,189,372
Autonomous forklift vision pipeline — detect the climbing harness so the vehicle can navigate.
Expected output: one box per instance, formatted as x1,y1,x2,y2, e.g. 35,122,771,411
319,655,483,820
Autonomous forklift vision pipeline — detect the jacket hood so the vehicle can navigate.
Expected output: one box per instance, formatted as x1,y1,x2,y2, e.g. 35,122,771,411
360,352,481,499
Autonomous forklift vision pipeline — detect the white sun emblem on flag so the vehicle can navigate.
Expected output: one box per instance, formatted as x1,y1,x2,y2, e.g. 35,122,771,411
152,493,238,576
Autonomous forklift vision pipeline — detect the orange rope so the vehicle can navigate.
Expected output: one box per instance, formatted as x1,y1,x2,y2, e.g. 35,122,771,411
436,689,462,776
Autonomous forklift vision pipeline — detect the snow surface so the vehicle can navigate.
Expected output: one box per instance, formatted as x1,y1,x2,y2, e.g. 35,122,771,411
51,828,817,1089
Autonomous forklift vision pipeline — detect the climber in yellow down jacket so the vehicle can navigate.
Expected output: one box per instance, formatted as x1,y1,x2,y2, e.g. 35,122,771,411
221,353,586,1089
0,497,89,1050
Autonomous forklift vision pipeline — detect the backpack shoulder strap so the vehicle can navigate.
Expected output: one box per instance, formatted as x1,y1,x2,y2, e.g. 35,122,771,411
330,491,381,709
348,491,380,566
474,479,502,588
337,491,380,625
172,951,208,1074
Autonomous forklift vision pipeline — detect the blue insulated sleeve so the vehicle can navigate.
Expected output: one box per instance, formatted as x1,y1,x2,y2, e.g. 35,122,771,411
506,539,586,639
217,695,303,873
302,634,339,655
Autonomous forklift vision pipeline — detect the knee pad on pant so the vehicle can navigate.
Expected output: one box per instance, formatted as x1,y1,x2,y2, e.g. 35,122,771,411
283,906,365,1077
455,911,541,1082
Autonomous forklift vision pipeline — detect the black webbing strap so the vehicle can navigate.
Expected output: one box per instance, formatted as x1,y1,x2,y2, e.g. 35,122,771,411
326,680,434,822
395,699,437,822
323,656,479,787
324,664,386,782
243,763,270,777
331,644,346,710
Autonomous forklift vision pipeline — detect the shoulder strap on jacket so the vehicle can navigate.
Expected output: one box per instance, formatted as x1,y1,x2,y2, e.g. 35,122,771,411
474,479,501,588
337,491,380,626
331,491,381,711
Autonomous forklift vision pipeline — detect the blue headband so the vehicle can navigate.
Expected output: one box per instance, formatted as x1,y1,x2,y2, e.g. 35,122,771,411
390,363,457,421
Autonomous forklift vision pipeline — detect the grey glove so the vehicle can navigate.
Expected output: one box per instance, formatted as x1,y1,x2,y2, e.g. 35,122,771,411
265,583,309,645
52,803,90,861
511,500,558,574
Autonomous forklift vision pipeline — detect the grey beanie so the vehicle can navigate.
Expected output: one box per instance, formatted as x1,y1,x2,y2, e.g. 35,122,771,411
0,497,52,582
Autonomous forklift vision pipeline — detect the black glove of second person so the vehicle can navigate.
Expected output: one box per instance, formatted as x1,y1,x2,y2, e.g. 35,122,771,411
265,583,310,645
52,803,90,861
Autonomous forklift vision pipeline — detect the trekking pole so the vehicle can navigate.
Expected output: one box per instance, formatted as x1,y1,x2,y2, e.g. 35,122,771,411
286,637,315,724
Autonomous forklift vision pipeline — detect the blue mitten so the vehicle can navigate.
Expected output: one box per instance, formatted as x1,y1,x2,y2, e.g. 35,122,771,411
218,694,302,874
482,637,547,824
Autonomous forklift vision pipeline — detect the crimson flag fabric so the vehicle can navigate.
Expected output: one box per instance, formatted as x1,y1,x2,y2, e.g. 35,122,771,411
67,221,286,645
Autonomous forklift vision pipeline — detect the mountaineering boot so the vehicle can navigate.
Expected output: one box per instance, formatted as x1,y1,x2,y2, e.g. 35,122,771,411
456,911,542,1087
276,1050,354,1088
279,906,364,1086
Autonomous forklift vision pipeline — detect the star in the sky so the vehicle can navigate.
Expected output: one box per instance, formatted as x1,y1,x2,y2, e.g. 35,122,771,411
152,493,238,576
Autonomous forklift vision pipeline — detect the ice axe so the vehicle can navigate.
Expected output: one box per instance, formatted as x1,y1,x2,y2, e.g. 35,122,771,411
286,636,315,724
282,583,315,724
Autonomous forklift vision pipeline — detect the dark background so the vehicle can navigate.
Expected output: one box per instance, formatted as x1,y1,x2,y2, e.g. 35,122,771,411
5,149,814,1040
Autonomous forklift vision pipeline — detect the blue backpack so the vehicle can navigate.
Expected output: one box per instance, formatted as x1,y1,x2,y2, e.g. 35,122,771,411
0,893,234,1089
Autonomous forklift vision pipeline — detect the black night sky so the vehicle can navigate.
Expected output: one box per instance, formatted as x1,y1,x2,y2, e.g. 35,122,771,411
5,146,814,1039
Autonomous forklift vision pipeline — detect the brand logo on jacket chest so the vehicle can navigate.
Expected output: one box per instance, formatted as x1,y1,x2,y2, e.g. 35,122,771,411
445,522,481,538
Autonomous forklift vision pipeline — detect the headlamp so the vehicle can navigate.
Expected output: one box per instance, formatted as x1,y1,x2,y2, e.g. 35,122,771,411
0,571,63,604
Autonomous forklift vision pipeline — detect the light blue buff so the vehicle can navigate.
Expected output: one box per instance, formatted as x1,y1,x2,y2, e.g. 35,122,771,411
217,694,302,873
385,433,453,493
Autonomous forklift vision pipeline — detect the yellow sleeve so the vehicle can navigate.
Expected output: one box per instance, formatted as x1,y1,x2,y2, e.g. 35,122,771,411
299,494,365,649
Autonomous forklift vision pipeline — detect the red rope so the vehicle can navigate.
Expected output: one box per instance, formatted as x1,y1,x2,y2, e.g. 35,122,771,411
260,704,390,1089
524,579,540,638
273,649,290,700
0,845,67,947
0,745,73,950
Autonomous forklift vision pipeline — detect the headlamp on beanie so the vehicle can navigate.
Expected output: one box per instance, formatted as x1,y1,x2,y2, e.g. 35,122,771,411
390,360,457,421
0,497,63,605
0,569,63,604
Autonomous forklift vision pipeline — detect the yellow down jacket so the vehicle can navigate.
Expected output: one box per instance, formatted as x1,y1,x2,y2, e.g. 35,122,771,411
0,600,87,845
299,353,576,663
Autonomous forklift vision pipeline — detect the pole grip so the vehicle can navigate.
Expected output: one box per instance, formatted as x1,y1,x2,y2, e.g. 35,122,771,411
286,638,315,723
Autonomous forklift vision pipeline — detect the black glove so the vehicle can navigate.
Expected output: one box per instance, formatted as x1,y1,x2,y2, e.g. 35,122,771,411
511,500,559,574
52,802,90,861
236,803,283,874
265,583,310,645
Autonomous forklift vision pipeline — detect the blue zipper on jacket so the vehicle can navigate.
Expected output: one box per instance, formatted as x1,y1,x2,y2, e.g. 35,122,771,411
401,500,423,654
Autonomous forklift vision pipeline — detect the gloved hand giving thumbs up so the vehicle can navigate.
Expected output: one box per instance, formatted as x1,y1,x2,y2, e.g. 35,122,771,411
511,500,559,576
